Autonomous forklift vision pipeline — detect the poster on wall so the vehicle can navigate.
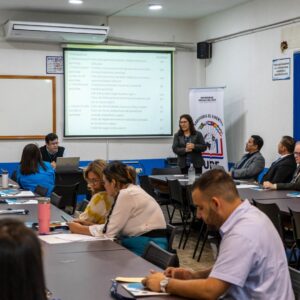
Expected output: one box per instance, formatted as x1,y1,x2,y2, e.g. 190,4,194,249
189,87,228,171
46,56,64,74
272,58,290,80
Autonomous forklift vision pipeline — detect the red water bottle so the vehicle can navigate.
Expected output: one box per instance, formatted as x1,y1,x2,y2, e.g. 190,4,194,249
38,198,51,234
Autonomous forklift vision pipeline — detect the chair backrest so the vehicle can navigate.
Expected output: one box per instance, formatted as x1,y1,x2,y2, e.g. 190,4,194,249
139,175,156,198
166,157,178,166
77,199,89,212
167,179,185,207
34,185,49,197
53,182,80,215
289,208,300,243
11,170,17,182
252,200,283,239
289,266,300,299
166,224,177,253
152,167,181,175
50,192,63,207
142,241,179,269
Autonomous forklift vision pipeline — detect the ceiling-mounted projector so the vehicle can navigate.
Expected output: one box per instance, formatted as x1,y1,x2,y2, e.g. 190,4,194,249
4,20,109,44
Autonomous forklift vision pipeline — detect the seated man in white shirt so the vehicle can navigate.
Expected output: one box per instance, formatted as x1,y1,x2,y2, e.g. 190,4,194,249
143,169,293,300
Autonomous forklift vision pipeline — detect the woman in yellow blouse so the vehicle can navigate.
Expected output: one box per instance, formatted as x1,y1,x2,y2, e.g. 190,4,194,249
71,160,112,230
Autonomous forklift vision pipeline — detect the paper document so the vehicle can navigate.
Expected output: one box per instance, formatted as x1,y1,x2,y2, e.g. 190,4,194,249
236,184,258,189
287,192,300,198
0,190,35,198
39,233,111,244
6,199,38,204
115,277,144,283
122,282,169,297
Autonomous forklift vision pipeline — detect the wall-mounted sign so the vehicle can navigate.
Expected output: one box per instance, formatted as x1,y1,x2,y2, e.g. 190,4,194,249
46,56,64,74
272,58,290,80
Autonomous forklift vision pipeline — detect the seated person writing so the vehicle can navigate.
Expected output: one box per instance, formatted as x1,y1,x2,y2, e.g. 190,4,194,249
143,169,293,299
71,159,113,227
40,133,65,169
261,136,296,184
68,161,167,256
230,135,265,180
16,143,55,197
264,141,300,190
0,219,48,300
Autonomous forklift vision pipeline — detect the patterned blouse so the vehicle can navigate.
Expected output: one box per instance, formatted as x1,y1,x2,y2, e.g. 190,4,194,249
79,191,113,224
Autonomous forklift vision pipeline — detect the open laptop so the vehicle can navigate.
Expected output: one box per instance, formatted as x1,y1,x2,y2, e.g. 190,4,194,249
55,157,80,172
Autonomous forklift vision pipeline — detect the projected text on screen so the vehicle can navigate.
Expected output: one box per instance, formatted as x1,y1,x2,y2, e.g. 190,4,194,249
64,47,173,138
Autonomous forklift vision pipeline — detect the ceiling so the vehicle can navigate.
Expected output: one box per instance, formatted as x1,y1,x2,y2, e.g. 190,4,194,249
0,0,252,20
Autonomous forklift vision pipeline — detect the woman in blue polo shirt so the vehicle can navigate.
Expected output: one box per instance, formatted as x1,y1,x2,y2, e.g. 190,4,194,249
16,143,55,197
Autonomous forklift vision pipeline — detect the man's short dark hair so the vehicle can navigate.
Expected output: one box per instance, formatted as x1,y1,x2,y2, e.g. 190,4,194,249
45,133,58,144
192,169,239,202
281,136,295,154
251,135,264,151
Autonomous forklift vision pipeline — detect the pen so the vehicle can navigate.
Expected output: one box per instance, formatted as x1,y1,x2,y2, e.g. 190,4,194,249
61,215,68,222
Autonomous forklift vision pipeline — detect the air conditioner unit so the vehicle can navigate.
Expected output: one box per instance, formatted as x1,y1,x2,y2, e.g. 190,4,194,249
4,20,109,44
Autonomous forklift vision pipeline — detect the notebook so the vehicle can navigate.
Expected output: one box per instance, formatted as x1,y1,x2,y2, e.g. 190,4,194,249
55,157,80,172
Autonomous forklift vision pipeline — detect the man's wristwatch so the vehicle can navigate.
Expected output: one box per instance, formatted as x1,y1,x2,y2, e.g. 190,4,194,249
160,277,170,293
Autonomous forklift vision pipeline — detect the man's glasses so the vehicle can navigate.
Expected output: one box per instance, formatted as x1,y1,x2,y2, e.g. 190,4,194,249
294,152,300,156
110,281,135,300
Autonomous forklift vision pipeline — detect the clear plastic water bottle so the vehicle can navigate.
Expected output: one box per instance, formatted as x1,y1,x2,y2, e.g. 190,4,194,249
188,163,196,184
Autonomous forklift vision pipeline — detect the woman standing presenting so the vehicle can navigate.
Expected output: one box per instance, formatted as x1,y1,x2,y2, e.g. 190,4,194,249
172,114,207,174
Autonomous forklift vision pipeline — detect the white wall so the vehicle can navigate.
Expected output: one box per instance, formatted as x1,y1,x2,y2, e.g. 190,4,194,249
194,0,300,166
0,12,196,162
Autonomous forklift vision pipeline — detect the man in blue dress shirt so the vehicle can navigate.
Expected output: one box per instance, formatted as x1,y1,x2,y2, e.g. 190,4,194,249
143,169,294,299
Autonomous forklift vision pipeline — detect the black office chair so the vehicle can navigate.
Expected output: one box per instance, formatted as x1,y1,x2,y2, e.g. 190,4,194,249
288,208,300,268
252,200,284,239
76,199,90,212
142,241,179,269
139,175,172,221
53,182,80,215
34,185,49,197
50,192,63,207
289,267,300,299
167,179,192,248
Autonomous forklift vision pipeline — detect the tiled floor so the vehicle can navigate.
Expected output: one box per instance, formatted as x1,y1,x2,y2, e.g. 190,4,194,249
173,229,216,271
164,208,216,271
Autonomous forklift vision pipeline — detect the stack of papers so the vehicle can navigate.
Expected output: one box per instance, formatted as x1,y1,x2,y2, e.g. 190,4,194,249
6,199,38,204
39,233,111,244
122,283,169,297
287,192,300,198
236,184,259,189
0,189,35,198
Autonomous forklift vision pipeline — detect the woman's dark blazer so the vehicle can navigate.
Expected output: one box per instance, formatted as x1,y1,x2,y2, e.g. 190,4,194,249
172,131,207,169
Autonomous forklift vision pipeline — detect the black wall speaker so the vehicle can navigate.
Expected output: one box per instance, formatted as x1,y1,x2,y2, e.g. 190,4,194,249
197,42,212,59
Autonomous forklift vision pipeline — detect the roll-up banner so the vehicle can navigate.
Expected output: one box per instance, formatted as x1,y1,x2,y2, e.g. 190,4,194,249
189,87,228,171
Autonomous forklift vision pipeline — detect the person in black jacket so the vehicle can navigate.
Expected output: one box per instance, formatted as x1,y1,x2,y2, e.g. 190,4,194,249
40,133,65,168
261,136,296,184
172,114,208,174
264,141,300,190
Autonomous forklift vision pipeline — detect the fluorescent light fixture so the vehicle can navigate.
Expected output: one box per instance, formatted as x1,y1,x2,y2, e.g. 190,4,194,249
148,4,162,10
69,0,83,4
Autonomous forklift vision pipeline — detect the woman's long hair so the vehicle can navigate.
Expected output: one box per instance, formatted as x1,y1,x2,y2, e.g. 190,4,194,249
178,114,196,135
0,219,47,300
20,144,46,175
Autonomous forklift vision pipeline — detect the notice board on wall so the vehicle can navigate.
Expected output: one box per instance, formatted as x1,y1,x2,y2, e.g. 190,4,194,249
0,75,56,139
